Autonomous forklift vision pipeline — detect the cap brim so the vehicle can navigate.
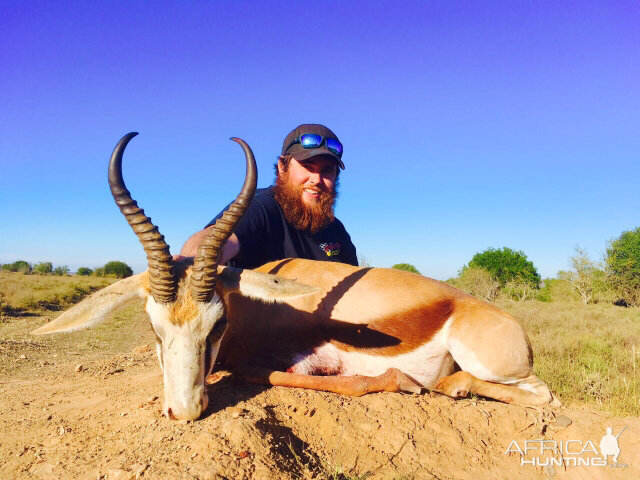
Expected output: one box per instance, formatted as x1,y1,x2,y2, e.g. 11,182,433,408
289,146,345,169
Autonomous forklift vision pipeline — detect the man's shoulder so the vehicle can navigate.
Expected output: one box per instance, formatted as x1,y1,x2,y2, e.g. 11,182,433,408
327,216,350,235
251,187,280,209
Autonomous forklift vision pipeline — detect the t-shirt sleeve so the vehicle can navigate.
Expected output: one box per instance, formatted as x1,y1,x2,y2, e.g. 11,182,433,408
335,219,358,266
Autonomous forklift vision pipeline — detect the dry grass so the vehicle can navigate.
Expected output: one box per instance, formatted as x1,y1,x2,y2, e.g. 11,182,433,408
0,271,117,315
498,298,640,416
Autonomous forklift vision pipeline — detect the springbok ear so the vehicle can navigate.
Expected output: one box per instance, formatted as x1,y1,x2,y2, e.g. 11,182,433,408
31,272,148,335
218,267,321,303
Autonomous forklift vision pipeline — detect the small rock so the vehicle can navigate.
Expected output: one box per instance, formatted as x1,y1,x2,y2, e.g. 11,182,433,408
231,411,240,419
75,364,83,372
46,414,53,421
19,354,26,359
132,344,151,355
147,396,158,403
106,468,134,480
58,426,65,435
552,415,572,430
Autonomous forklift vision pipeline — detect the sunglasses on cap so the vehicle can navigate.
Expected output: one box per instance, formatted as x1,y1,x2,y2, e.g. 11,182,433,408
285,134,343,158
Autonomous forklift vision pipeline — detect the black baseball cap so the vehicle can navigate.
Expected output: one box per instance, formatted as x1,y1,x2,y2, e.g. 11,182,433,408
281,123,345,170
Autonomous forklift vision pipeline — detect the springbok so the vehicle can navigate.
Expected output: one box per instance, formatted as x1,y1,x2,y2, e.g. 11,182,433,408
32,133,560,421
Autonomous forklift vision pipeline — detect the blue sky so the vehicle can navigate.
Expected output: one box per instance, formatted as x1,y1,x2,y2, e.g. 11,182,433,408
1,1,639,279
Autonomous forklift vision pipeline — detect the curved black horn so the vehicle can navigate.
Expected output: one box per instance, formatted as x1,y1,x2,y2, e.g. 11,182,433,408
108,132,176,303
189,137,257,302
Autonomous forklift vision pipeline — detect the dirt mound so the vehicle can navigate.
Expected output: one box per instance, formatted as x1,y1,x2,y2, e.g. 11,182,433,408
1,313,638,479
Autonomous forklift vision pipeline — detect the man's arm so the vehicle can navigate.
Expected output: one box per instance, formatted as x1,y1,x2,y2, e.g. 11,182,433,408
180,228,241,265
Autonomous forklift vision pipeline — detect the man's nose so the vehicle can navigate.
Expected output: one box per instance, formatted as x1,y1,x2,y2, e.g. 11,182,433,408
307,172,321,184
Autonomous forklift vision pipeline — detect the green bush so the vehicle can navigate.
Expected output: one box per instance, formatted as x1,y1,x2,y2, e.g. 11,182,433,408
34,262,53,275
391,263,421,274
76,267,93,276
102,261,133,278
53,266,69,276
606,227,640,307
1,260,32,273
467,247,540,287
92,267,105,277
536,279,553,302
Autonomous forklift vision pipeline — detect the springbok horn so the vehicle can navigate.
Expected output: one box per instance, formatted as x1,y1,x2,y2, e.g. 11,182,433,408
189,138,257,302
108,132,176,303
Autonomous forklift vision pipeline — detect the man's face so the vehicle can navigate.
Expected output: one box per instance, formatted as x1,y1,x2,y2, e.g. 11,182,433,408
278,155,338,206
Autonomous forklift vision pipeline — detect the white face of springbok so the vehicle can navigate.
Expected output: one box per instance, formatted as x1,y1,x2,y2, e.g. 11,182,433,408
32,132,319,421
145,283,225,420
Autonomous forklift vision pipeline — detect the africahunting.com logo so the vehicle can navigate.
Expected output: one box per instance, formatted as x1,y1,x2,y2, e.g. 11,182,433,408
505,426,629,469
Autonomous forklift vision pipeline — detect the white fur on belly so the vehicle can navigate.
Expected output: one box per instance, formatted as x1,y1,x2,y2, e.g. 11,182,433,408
290,318,453,387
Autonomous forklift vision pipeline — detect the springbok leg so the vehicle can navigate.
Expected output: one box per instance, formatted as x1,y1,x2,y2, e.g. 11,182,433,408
233,366,423,396
433,371,561,406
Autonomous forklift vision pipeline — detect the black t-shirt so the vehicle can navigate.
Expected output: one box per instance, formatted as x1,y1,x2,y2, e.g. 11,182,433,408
205,187,358,269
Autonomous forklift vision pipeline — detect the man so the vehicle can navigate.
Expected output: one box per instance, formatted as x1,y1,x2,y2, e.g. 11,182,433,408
180,124,358,268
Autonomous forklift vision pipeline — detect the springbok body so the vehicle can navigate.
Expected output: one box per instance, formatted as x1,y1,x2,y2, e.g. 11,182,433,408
32,133,559,421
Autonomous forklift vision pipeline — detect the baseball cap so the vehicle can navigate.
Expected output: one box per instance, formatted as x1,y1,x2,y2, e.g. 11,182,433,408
281,124,345,170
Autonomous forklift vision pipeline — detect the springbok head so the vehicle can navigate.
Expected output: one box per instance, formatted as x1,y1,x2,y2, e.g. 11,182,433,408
32,133,319,420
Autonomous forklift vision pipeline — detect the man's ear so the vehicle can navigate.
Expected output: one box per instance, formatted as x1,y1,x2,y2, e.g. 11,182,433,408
277,158,285,177
218,267,321,303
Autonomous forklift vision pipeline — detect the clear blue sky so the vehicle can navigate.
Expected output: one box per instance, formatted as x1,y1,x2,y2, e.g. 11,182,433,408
1,1,639,279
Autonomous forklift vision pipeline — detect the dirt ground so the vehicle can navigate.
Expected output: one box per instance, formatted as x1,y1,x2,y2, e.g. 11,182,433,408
1,301,638,480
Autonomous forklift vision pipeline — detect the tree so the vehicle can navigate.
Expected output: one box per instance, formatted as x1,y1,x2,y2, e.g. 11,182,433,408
358,255,371,268
1,260,32,273
558,247,613,305
34,262,53,275
53,265,69,276
76,267,93,276
606,227,640,307
392,263,420,274
92,267,105,277
103,261,133,278
467,247,540,287
450,266,500,301
503,276,538,301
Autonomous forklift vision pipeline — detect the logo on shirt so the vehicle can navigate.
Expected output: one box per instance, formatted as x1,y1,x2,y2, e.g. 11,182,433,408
319,242,341,257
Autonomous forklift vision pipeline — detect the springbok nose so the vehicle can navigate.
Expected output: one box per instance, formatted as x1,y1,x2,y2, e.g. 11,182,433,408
164,392,208,421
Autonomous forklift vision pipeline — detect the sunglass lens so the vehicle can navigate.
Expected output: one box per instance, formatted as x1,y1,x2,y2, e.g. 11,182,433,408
300,134,323,148
326,138,343,156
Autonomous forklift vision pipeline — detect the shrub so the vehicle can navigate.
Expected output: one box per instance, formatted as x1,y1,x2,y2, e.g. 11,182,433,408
53,266,69,276
2,260,32,273
467,247,540,287
450,267,500,301
76,267,93,276
102,261,133,278
503,276,538,301
391,263,420,274
34,262,53,275
92,267,105,277
558,248,614,305
606,227,640,307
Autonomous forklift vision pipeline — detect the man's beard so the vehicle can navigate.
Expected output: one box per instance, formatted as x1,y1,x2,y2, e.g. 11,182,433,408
273,173,338,235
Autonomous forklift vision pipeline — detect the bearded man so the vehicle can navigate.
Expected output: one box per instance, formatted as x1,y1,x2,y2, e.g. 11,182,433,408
180,124,358,268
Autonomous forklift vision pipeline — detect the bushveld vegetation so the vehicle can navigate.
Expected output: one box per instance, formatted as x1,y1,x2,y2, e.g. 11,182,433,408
391,263,421,274
1,260,132,278
0,271,116,315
